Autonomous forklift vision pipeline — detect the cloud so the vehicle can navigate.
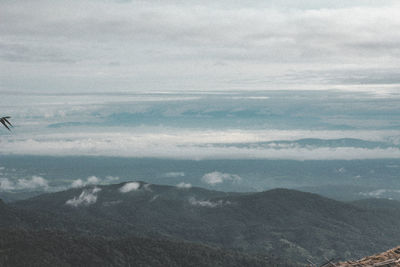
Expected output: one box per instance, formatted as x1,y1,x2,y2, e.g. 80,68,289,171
3,129,400,160
105,176,120,182
71,176,100,188
164,172,185,178
119,182,140,193
0,176,49,191
71,175,119,188
87,176,100,184
2,1,400,92
71,179,85,188
336,167,346,173
0,178,14,191
142,183,152,192
1,90,400,160
176,182,192,189
359,189,400,198
17,176,49,190
3,132,400,160
65,187,101,207
202,172,241,185
189,197,230,208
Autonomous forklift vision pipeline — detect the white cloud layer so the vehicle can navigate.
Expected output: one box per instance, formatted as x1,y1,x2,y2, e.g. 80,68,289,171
65,187,101,207
1,0,400,92
1,129,400,160
202,172,241,185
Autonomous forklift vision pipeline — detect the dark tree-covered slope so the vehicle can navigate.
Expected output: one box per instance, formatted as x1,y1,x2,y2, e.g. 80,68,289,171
0,229,295,267
5,182,400,263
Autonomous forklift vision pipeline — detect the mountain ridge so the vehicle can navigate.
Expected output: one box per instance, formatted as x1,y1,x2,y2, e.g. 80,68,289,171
3,182,400,264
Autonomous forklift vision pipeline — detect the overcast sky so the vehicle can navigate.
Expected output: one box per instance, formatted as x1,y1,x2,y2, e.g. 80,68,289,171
1,0,400,93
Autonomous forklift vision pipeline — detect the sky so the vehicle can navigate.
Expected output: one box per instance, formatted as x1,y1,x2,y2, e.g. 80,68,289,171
1,0,400,160
1,0,400,92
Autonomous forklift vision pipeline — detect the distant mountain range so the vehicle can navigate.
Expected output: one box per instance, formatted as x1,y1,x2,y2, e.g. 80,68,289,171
1,182,400,265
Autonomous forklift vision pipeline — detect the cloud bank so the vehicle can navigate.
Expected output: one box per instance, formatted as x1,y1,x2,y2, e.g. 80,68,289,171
0,176,49,191
2,128,400,160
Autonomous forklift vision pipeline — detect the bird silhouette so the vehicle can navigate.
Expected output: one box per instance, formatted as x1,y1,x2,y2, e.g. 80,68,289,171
0,116,12,131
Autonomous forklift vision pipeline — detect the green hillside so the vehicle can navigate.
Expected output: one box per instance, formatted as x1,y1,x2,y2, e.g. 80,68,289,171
0,229,294,267
3,182,400,264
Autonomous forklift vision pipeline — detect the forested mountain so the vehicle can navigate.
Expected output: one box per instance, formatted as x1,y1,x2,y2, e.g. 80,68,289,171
2,182,400,265
0,229,294,267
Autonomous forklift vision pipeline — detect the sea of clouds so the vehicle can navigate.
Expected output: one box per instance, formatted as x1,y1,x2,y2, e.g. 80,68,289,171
1,91,400,160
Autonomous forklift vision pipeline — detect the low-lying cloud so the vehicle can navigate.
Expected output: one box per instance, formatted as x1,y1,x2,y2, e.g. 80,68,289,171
119,182,140,193
189,197,230,208
2,128,400,160
202,172,241,185
0,176,49,191
71,175,120,188
164,172,185,178
176,182,192,189
65,187,101,207
359,189,400,198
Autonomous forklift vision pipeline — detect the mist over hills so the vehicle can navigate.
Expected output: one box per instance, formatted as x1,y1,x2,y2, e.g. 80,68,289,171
2,156,400,203
2,1,400,266
2,182,400,265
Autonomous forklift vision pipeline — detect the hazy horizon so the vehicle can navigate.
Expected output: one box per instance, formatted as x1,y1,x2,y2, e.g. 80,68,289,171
1,0,400,200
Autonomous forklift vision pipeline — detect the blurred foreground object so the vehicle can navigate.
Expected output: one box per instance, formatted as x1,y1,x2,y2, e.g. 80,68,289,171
0,117,12,131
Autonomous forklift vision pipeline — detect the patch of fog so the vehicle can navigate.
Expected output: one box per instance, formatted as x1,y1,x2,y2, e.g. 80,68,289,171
149,195,159,203
143,183,152,192
359,189,400,198
202,171,241,185
66,187,101,207
119,182,140,193
336,167,346,173
176,182,192,189
386,165,399,168
163,172,185,178
189,197,231,208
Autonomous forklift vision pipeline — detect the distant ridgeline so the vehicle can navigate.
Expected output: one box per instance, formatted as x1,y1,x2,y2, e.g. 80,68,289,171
1,182,400,266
